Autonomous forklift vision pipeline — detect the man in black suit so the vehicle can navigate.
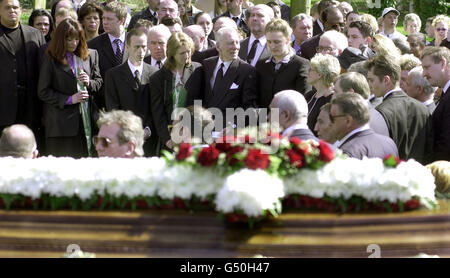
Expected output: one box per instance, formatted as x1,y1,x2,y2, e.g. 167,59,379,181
329,93,398,159
365,55,432,164
238,4,273,67
256,18,311,108
105,29,158,156
0,0,45,146
269,90,319,141
217,0,250,37
421,47,450,161
128,0,159,29
300,6,344,60
88,1,129,109
312,0,336,36
143,24,171,69
186,27,258,130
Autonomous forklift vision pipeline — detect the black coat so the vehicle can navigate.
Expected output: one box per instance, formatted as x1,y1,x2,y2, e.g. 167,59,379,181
149,63,201,145
256,54,311,108
217,11,250,37
339,128,399,159
38,49,102,138
300,34,322,60
431,86,450,161
0,24,45,129
128,7,158,29
238,37,271,66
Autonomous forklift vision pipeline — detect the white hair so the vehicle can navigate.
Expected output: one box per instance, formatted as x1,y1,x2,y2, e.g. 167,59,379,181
408,66,437,96
148,24,172,40
320,30,348,53
274,90,309,121
216,26,238,44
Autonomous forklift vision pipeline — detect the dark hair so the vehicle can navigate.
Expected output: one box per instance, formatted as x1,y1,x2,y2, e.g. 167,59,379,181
408,32,427,47
78,2,103,22
161,17,182,27
364,54,401,84
349,21,374,38
193,11,209,24
321,6,341,24
318,0,336,17
393,38,411,55
330,93,370,125
47,18,89,64
135,19,154,30
28,8,55,42
266,2,280,8
126,28,147,45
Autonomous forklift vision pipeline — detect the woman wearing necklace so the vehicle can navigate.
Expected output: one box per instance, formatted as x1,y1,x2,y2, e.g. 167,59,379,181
38,18,102,158
304,53,341,133
149,32,201,154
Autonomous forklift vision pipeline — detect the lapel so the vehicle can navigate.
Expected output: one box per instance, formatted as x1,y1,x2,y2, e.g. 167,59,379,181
276,55,295,75
161,67,174,104
341,129,373,146
214,58,240,105
181,64,195,84
204,57,218,94
58,61,76,79
238,38,249,60
101,34,116,64
0,26,15,56
120,62,138,90
141,63,156,84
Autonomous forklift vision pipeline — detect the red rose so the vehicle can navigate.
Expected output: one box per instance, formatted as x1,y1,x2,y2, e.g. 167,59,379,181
286,149,305,168
318,140,334,162
226,146,244,166
176,143,192,160
215,136,236,152
245,148,270,170
289,137,302,146
197,146,220,166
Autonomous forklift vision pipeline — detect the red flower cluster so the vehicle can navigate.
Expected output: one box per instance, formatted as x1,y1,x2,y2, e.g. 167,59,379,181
318,140,334,162
176,143,192,160
245,149,270,170
197,146,220,166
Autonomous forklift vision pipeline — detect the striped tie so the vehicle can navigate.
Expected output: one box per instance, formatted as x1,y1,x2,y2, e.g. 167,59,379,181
113,39,123,66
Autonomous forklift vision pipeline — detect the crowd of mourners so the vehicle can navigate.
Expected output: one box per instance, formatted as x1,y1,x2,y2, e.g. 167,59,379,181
0,0,449,165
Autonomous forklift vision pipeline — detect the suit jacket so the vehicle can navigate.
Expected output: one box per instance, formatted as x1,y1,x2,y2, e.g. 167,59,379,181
191,47,219,63
339,128,399,160
431,86,450,161
289,128,319,142
128,7,158,29
300,34,322,60
376,90,433,164
426,101,436,114
186,57,258,123
38,49,102,137
278,1,291,21
0,24,45,128
313,19,323,37
88,33,129,109
238,37,271,66
218,11,250,37
256,54,311,108
149,62,201,145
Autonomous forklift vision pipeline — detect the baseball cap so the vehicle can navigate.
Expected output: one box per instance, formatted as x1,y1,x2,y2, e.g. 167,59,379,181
382,7,400,18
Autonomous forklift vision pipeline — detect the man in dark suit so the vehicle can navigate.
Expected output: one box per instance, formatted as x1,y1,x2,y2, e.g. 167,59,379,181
0,0,45,146
300,6,344,60
365,55,432,164
238,4,273,67
128,0,159,29
421,47,450,161
312,0,336,36
105,29,158,156
88,1,129,109
329,93,398,159
269,90,319,141
186,27,258,130
217,0,250,37
143,24,171,69
256,18,311,108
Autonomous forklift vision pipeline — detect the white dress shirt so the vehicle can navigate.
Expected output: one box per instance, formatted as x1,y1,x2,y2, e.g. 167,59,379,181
443,79,450,95
108,33,126,54
247,34,267,67
150,56,166,69
127,59,143,79
210,57,232,90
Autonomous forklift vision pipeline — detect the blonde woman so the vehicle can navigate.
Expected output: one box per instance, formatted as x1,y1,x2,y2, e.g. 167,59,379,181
432,15,450,47
370,34,401,61
304,53,341,132
403,13,421,36
359,13,379,34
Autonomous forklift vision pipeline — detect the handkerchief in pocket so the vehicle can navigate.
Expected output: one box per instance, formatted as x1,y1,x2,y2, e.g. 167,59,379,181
230,82,239,89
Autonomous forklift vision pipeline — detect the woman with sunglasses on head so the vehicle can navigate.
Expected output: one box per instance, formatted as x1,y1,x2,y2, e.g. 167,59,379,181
432,15,450,48
38,18,102,158
28,9,55,43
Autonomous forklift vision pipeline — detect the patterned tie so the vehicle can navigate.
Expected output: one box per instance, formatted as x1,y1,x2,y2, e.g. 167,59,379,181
113,39,123,66
246,39,259,64
134,70,141,85
213,63,224,94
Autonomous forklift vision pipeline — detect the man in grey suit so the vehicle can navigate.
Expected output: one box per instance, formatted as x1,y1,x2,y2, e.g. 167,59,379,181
105,29,158,156
269,90,319,141
365,54,432,164
238,4,273,67
405,66,437,114
329,93,398,159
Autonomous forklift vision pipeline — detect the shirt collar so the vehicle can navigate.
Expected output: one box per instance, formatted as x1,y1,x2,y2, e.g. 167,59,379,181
282,123,309,137
127,59,143,77
217,57,233,71
336,124,370,148
423,98,434,106
383,88,401,100
249,34,266,48
443,79,450,95
266,48,295,64
151,56,166,67
108,32,126,45
148,8,157,17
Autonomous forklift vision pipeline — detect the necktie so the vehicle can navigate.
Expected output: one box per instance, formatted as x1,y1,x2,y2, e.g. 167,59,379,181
113,39,123,66
156,60,162,69
246,39,259,64
213,63,224,94
232,17,239,23
134,70,141,86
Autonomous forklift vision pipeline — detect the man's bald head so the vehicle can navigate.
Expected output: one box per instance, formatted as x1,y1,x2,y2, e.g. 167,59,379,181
183,25,206,51
213,16,237,37
0,124,38,159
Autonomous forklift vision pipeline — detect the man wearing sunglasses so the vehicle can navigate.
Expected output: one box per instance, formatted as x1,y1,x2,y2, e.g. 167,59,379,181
94,110,145,158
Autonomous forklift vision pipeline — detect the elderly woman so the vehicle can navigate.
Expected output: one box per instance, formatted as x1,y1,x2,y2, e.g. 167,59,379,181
403,13,421,36
432,15,450,47
149,32,201,153
38,19,102,158
304,53,341,133
28,9,55,43
78,2,103,41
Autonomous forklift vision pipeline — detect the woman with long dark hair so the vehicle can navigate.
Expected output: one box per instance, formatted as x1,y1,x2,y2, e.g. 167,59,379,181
28,9,55,42
38,18,102,158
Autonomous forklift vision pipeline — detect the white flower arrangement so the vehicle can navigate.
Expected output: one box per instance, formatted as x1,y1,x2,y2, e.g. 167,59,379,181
215,169,285,217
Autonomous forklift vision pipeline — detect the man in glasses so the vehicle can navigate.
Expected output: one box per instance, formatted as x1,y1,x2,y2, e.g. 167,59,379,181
316,30,348,57
329,93,398,159
94,110,145,158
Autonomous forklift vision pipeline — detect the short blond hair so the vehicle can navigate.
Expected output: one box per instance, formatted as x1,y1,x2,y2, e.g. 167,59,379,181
399,54,421,71
359,13,378,33
426,161,450,194
265,18,292,40
310,53,341,86
403,13,422,31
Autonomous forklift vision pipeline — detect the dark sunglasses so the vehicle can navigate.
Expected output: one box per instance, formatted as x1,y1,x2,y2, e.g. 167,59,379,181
93,136,112,148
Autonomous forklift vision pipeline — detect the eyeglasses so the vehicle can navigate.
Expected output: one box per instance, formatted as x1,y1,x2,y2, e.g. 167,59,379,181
330,114,347,122
316,46,335,53
436,28,448,32
93,136,112,148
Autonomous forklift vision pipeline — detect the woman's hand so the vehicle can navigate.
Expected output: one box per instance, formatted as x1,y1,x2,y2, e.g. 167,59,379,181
71,91,89,104
77,71,90,87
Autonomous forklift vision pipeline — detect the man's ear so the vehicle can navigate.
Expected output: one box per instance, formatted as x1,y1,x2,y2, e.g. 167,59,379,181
32,149,39,159
365,37,372,46
125,141,136,157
